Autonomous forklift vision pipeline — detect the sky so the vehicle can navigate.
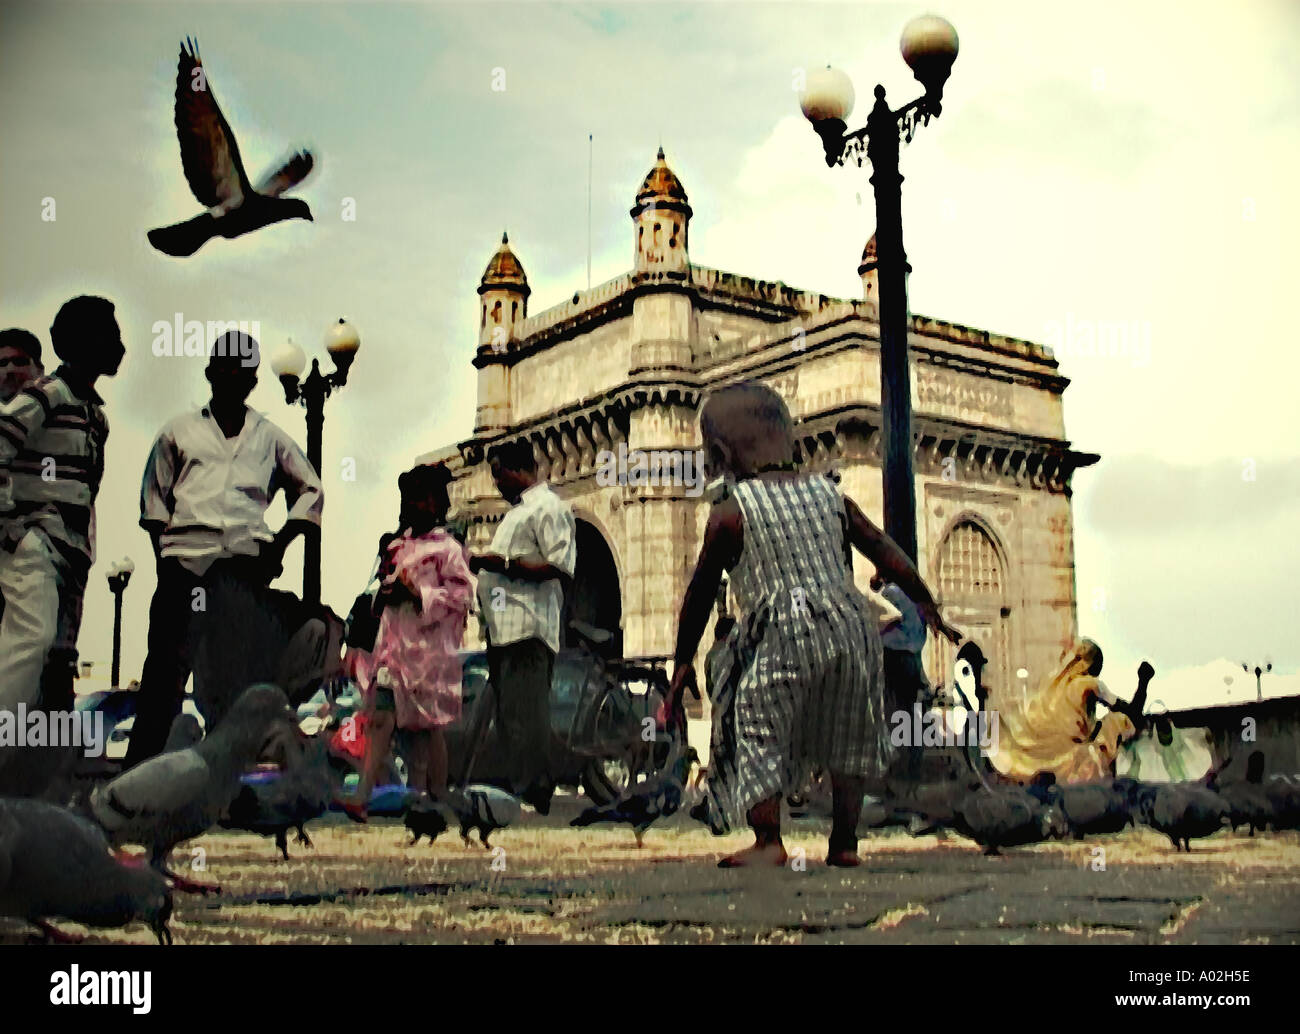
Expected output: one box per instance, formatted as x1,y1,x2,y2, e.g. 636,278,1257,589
2,0,1297,711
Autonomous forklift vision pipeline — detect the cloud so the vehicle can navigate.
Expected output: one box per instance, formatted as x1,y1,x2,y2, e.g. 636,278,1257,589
1079,455,1299,535
2,0,1297,689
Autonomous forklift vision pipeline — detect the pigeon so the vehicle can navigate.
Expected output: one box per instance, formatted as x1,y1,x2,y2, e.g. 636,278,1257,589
403,797,450,846
163,713,204,754
1208,752,1272,836
1023,773,1134,840
1135,782,1229,851
219,733,337,859
1265,775,1300,832
443,784,522,849
891,768,986,829
0,797,172,944
85,684,294,892
148,37,315,257
1219,781,1272,836
572,742,698,847
950,783,1069,856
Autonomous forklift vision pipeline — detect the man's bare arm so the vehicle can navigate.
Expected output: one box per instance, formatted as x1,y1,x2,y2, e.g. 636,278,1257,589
844,495,962,642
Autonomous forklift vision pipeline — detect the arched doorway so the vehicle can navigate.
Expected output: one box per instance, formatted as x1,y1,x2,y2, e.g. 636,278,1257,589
932,517,1013,701
565,518,622,655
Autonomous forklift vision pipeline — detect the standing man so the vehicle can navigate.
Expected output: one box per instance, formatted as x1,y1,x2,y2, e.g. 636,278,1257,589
0,297,123,773
125,333,323,767
0,330,45,635
0,329,44,403
870,572,930,789
469,439,575,814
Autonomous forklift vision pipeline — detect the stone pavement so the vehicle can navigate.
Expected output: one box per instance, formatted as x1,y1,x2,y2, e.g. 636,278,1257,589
5,795,1297,945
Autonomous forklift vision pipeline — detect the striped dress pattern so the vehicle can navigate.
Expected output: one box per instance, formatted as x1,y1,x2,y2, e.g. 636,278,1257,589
697,474,891,834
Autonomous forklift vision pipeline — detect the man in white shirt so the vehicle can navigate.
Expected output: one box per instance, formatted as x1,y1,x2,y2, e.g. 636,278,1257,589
125,334,322,766
469,439,575,813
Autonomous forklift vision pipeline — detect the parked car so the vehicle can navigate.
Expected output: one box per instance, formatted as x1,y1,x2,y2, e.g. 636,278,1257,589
84,692,208,763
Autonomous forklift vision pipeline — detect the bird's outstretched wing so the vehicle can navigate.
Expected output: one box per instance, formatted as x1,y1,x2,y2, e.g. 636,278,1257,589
172,37,250,212
255,150,316,198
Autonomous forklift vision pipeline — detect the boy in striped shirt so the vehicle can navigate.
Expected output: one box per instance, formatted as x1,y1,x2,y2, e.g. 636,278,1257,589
0,296,124,737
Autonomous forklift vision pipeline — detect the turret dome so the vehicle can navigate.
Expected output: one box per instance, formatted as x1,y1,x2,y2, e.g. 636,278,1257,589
631,148,692,217
479,232,530,297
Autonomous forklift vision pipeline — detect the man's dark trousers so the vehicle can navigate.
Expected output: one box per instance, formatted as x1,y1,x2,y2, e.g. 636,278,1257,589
123,555,279,768
487,637,554,796
884,647,927,785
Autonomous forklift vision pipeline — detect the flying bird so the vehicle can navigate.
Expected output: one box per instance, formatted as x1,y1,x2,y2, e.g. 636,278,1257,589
0,798,172,944
148,37,316,257
84,684,295,893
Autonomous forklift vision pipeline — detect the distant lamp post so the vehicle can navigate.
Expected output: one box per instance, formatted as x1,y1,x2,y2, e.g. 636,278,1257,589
798,14,958,562
105,557,135,688
270,318,362,606
1241,658,1273,702
1016,666,1030,708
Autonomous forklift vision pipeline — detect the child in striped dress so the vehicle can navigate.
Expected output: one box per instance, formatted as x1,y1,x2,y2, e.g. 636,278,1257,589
662,383,961,867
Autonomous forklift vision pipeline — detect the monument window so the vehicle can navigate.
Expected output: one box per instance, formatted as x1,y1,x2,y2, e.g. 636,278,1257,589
933,518,1013,695
937,519,1002,600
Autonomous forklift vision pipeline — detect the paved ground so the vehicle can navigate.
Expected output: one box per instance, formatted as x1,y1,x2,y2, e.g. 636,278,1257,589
6,795,1299,945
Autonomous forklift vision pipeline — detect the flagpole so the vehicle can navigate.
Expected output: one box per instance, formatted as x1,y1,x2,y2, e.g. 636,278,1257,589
586,133,593,291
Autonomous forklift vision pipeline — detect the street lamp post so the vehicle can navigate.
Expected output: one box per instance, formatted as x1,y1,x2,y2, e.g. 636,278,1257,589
105,557,135,688
269,318,362,607
1241,658,1273,702
798,14,959,562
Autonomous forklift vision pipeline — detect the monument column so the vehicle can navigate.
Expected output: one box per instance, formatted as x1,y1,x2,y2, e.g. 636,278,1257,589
622,148,699,661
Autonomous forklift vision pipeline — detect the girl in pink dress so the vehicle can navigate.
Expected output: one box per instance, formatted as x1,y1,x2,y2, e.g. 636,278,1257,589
345,463,473,818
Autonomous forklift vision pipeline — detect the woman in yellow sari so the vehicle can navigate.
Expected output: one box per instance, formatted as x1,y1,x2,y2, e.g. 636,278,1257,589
989,640,1149,784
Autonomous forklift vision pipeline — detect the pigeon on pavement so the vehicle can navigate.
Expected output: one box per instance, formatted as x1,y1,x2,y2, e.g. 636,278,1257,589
219,732,336,859
403,796,450,845
445,784,521,849
573,741,698,847
1209,752,1272,836
85,684,294,892
162,713,204,754
1056,780,1135,838
1135,782,1229,851
1264,775,1300,832
0,797,172,944
148,37,315,257
1022,772,1134,840
951,783,1069,856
